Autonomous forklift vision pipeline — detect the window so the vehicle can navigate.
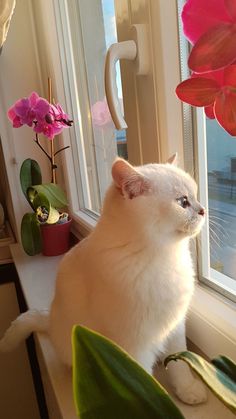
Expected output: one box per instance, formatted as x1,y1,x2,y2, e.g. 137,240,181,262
196,109,236,302
176,0,236,303
55,0,128,217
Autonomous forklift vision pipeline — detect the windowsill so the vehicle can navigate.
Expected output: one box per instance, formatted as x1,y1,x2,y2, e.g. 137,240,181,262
10,243,236,419
187,283,236,362
10,243,77,419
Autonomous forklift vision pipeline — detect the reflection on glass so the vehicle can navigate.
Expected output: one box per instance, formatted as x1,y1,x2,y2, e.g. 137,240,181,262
206,118,236,280
78,0,127,213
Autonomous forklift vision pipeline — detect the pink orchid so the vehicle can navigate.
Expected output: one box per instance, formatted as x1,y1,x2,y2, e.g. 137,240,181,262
182,0,236,73
49,103,70,125
7,107,23,128
8,93,72,140
34,103,72,140
33,119,64,140
8,92,50,127
176,65,236,135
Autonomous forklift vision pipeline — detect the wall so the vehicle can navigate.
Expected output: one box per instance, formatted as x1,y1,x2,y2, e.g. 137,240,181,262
0,0,51,241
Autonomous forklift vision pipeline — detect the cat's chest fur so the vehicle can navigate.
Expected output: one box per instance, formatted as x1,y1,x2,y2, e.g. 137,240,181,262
78,239,194,347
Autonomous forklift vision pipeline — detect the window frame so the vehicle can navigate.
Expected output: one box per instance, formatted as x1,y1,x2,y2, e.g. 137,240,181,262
196,108,236,303
38,0,236,360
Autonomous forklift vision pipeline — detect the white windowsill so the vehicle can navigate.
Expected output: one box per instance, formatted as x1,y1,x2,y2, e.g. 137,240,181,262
187,283,236,362
10,244,77,419
10,243,236,419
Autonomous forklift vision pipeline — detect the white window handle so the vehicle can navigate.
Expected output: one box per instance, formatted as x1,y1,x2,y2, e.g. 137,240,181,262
105,24,149,130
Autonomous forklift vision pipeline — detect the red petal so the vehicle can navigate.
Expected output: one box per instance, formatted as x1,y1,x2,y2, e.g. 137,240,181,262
223,64,236,87
182,0,232,44
191,69,225,86
188,23,236,73
214,90,236,135
204,105,215,119
176,78,220,106
224,0,236,21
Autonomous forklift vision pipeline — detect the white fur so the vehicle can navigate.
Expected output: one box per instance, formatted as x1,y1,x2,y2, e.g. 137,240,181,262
0,159,207,404
0,310,49,351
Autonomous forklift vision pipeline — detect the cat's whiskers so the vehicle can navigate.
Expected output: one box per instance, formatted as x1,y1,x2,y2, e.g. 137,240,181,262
209,226,224,249
208,214,229,224
208,219,229,240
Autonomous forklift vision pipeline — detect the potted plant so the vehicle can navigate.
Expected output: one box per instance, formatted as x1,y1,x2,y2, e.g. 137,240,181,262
8,83,73,256
72,325,236,418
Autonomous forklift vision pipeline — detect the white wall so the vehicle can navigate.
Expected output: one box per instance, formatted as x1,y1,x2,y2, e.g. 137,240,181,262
0,0,51,241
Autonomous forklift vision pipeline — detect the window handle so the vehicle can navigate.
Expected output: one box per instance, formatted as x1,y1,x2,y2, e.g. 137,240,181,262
105,24,149,130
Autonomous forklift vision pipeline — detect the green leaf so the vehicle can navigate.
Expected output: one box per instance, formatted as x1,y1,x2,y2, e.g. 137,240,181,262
21,213,42,256
20,159,42,206
211,356,236,385
165,351,236,414
28,183,68,209
33,193,60,224
72,325,184,419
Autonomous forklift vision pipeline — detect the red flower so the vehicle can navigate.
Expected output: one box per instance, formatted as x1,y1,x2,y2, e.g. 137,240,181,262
182,0,236,73
176,65,236,135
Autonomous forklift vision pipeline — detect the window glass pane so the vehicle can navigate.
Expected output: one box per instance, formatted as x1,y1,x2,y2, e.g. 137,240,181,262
207,119,236,281
73,0,127,214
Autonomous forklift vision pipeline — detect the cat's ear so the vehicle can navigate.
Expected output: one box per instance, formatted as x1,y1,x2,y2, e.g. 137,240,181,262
112,158,150,199
167,152,178,166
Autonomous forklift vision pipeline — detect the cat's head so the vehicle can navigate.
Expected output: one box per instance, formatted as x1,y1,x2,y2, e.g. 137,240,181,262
111,155,205,239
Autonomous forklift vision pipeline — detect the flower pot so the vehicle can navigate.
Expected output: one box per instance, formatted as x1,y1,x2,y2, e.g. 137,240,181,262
40,218,72,256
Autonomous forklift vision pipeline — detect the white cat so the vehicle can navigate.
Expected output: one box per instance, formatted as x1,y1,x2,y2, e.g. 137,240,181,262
0,155,207,405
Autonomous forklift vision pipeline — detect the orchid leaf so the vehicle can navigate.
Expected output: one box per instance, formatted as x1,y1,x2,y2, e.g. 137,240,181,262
211,356,236,383
32,193,60,224
176,77,220,106
165,351,236,414
72,325,184,419
21,213,41,256
214,90,236,136
27,183,68,209
20,159,42,206
188,23,236,73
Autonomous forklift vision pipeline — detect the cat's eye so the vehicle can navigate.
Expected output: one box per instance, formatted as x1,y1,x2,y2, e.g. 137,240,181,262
177,196,190,208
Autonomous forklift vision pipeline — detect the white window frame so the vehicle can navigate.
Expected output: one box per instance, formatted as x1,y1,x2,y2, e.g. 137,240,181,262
33,0,236,360
196,108,236,302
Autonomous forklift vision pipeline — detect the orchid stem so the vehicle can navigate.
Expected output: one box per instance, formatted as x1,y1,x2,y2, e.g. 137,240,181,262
35,134,51,161
48,77,56,184
54,146,70,157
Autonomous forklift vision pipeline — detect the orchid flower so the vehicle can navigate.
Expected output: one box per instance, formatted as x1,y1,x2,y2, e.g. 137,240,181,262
8,91,73,181
176,65,236,136
182,0,236,73
8,92,72,140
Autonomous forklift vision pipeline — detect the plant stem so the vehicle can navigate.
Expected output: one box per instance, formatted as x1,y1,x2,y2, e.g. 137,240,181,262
48,77,56,184
54,145,70,157
35,134,51,161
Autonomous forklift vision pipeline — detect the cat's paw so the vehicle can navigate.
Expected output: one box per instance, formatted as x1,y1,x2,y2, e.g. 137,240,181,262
174,378,208,405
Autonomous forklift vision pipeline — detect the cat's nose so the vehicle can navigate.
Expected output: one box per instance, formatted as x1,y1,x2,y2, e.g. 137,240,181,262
198,207,205,216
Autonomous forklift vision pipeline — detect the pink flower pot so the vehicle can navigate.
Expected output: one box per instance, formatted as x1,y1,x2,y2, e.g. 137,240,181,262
40,219,72,256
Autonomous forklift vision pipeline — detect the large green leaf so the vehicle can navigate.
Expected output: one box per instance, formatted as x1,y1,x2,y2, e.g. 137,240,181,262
165,351,236,414
33,193,60,224
28,183,68,209
72,325,184,419
20,159,42,206
21,213,42,256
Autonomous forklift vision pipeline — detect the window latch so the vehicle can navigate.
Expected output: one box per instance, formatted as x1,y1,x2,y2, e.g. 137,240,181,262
104,24,149,130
